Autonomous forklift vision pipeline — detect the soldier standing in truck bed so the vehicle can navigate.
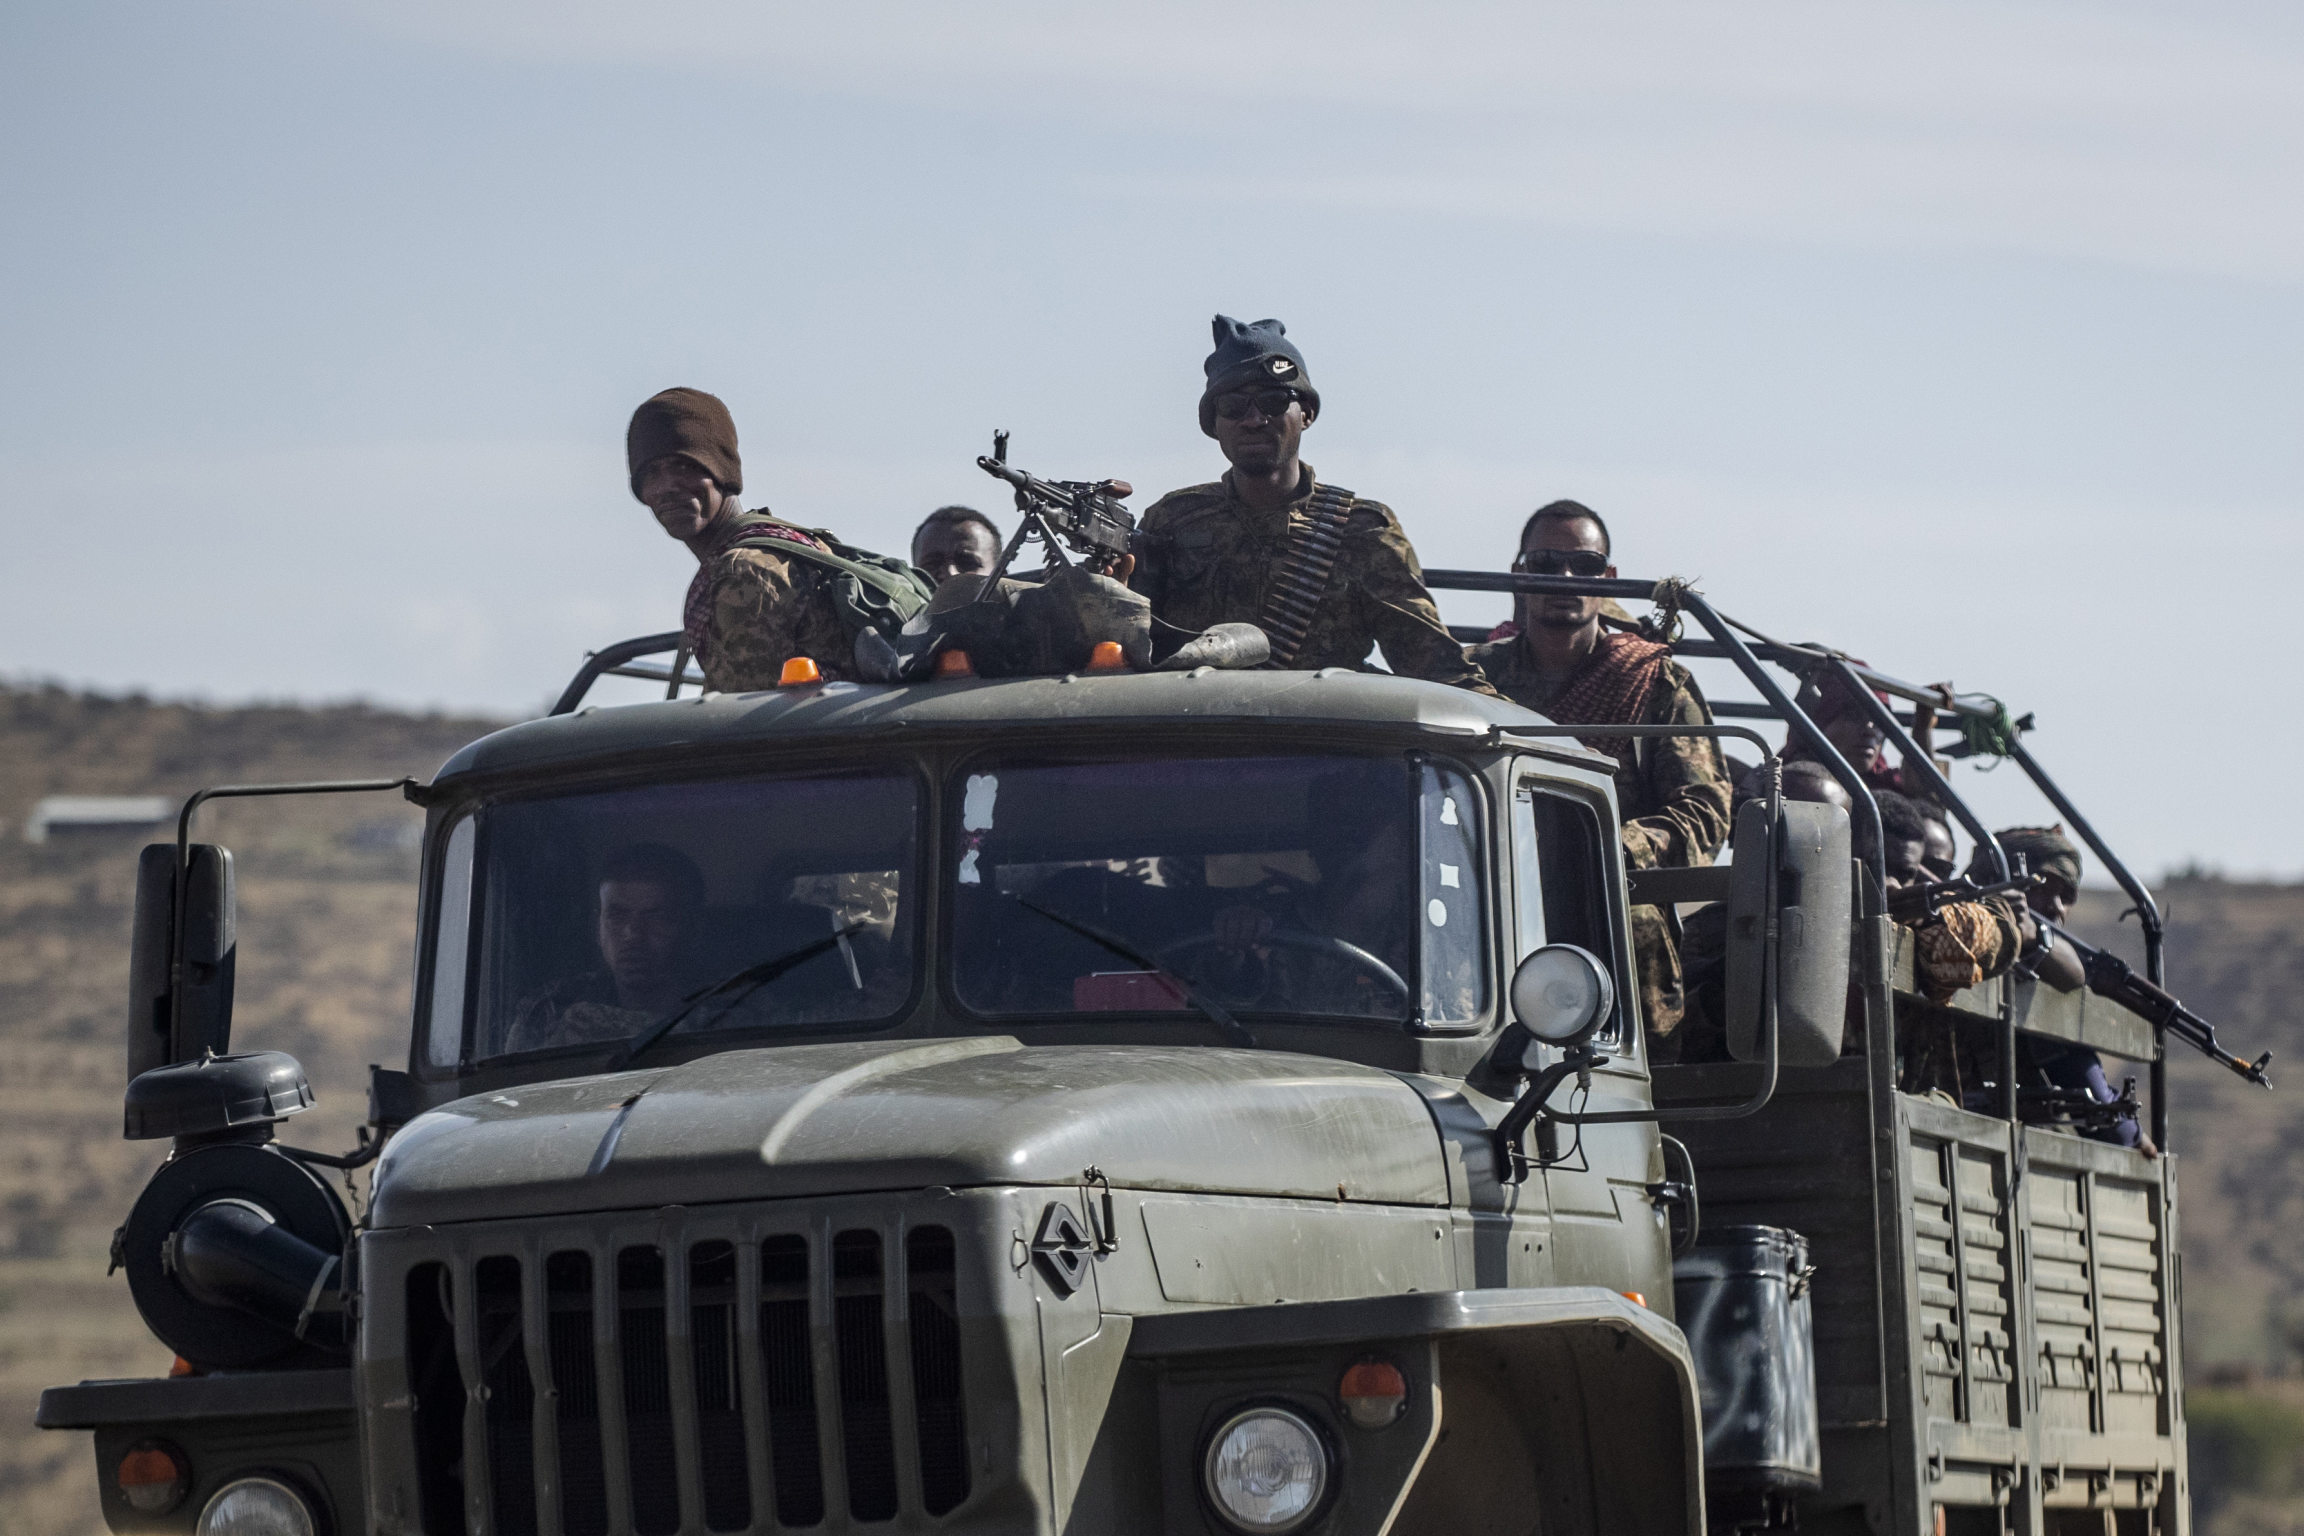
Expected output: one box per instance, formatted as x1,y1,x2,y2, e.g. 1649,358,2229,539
1130,316,1496,694
629,386,902,692
1468,501,1730,1051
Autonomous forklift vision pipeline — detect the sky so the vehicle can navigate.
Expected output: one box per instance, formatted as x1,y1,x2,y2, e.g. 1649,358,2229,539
2,0,2300,878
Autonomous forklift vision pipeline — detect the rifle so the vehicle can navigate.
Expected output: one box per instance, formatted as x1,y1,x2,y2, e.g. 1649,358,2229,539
2018,1076,2144,1138
975,430,1136,580
1886,871,2038,926
2035,916,2274,1088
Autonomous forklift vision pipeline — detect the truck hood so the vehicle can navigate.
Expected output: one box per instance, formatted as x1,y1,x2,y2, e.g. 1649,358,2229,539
368,1037,1449,1226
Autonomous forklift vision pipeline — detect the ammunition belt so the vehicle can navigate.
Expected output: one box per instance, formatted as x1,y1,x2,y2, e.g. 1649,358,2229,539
1255,481,1356,668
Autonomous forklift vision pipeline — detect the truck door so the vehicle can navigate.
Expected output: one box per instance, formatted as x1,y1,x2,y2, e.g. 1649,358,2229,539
1512,772,1671,1298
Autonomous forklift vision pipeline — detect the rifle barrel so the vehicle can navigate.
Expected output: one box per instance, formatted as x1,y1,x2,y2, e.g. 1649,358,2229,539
2040,918,2273,1089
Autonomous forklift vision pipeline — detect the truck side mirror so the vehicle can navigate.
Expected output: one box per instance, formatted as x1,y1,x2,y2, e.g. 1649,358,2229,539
128,843,237,1082
1723,799,1851,1068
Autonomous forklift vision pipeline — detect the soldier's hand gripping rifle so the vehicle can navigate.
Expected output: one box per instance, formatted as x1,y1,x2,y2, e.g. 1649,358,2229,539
975,430,1136,582
2034,915,2274,1088
1886,871,2040,926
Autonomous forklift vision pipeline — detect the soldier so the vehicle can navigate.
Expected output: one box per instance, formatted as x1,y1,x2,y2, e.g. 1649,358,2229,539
1877,789,2028,1009
1468,501,1731,1051
1131,316,1495,693
1989,825,2151,1150
504,843,707,1053
1787,664,1952,800
912,505,1003,587
1917,800,1960,880
629,386,868,692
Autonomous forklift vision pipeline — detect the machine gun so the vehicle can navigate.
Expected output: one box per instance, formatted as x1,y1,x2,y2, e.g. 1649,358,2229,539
2035,916,2274,1088
975,429,1136,580
1885,870,2039,925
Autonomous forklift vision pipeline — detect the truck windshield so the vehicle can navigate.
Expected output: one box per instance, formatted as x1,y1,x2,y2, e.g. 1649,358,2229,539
427,770,919,1066
948,754,1487,1026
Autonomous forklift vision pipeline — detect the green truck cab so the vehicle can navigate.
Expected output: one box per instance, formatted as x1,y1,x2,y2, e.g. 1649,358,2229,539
39,576,2203,1536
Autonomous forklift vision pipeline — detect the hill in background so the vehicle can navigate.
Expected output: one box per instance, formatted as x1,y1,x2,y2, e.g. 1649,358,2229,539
1,681,2299,1533
0,682,501,1536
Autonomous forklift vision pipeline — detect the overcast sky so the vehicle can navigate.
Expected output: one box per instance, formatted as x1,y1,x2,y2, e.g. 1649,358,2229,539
3,1,2300,878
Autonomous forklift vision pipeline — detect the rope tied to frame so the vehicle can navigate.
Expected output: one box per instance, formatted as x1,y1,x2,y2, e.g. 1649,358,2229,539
1637,576,1698,645
1959,695,2022,760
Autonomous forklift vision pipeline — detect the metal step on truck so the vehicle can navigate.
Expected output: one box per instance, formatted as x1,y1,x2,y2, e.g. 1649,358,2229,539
38,564,2257,1536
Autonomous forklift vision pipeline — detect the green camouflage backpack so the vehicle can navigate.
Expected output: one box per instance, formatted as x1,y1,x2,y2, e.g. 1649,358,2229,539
721,512,935,645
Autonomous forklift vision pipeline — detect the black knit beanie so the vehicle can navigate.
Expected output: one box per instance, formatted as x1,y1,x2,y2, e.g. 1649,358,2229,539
1198,315,1319,435
627,387,742,499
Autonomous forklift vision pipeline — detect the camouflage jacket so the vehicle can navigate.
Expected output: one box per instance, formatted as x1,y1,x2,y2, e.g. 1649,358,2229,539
683,512,856,693
1468,635,1732,870
1131,468,1498,694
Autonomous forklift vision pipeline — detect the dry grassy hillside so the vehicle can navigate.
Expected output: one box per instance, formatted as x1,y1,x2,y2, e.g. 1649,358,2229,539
2088,879,2304,1373
0,683,502,1536
3,682,2302,1533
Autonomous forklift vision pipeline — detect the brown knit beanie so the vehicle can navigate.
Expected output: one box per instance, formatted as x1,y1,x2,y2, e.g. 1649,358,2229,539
627,387,742,499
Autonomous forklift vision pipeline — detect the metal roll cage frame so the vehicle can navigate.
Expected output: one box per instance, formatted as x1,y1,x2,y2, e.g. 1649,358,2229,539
1425,568,2172,1149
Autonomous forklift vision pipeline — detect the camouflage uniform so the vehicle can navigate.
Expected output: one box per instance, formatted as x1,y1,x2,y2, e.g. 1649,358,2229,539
684,514,857,694
502,972,647,1056
1132,468,1497,694
1470,633,1733,1050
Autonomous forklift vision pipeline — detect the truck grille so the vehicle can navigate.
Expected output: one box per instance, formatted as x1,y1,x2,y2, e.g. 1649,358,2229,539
402,1223,968,1533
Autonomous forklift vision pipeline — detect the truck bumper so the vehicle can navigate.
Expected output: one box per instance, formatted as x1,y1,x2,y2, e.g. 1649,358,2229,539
36,1369,360,1534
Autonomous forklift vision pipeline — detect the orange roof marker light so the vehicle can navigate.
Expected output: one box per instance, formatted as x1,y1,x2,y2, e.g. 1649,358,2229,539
935,649,975,679
1621,1291,1647,1309
778,656,822,687
1085,641,1128,673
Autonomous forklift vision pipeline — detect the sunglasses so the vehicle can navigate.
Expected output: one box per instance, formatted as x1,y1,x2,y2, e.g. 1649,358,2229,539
1512,548,1610,578
1213,389,1302,421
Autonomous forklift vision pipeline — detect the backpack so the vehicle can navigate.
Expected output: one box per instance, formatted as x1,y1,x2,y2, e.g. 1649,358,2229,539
721,513,935,644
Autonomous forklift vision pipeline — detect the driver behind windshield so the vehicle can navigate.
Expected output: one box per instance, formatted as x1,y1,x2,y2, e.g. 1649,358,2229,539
1190,771,1417,1019
505,843,706,1052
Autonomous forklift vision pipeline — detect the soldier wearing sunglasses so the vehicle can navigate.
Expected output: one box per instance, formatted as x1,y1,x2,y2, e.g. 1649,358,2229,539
1130,315,1496,693
1469,501,1732,1055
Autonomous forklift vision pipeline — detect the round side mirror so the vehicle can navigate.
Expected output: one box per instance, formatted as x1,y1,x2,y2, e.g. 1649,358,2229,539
1510,944,1615,1047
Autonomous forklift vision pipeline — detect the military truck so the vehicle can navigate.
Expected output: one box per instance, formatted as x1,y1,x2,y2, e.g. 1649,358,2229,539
39,568,2220,1535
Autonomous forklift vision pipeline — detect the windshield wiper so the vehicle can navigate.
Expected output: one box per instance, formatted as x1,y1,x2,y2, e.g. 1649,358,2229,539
608,922,866,1070
1008,894,1256,1047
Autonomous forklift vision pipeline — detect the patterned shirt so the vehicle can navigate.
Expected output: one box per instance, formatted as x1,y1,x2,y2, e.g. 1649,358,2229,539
1468,634,1732,871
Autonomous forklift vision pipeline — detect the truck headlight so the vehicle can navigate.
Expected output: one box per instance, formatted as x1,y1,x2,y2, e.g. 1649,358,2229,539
1202,1406,1330,1533
196,1476,317,1536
